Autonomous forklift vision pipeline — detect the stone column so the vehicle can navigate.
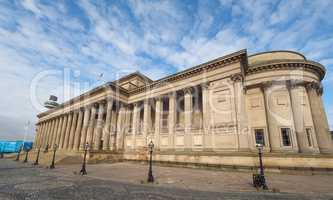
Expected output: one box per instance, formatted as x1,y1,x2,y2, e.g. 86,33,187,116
37,123,44,148
132,103,140,149
87,104,97,147
68,111,79,150
63,112,73,149
289,84,309,153
44,121,52,147
143,99,151,145
34,124,40,149
73,108,84,151
94,101,105,150
262,83,280,152
201,82,211,149
59,114,68,149
110,108,118,150
40,123,47,147
184,88,193,149
52,118,61,147
47,119,56,147
306,82,333,153
80,106,91,150
103,98,113,150
155,98,162,148
116,104,126,151
168,92,176,149
55,116,64,146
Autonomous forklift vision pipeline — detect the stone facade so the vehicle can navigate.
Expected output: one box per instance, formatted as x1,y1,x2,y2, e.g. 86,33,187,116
34,50,333,168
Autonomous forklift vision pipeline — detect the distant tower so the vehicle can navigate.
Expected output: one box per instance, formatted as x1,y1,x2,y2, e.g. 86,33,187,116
44,95,59,109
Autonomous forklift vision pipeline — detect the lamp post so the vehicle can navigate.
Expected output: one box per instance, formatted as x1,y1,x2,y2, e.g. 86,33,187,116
147,141,154,183
255,144,268,190
49,144,58,169
15,145,22,161
80,143,89,175
33,147,41,165
44,144,49,153
23,149,30,163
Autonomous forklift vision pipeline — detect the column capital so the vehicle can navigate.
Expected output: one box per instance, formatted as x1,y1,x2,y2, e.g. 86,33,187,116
260,81,273,92
200,82,209,90
106,96,113,102
230,73,243,82
154,96,163,102
168,91,176,98
305,81,323,95
183,87,193,95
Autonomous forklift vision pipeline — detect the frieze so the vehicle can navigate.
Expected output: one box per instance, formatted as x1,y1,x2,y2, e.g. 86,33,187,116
247,61,325,80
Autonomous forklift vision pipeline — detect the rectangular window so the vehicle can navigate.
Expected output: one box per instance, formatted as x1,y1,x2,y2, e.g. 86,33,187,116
306,128,312,147
254,129,265,146
281,128,292,146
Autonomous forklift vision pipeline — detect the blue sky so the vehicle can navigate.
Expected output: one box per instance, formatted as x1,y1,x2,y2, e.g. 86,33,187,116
0,0,333,140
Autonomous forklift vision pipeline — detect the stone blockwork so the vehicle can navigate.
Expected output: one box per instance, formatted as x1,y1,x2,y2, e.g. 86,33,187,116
33,49,333,169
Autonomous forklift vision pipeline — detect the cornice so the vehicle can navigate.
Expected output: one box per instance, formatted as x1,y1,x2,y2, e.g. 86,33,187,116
129,49,247,95
247,60,325,80
37,82,128,118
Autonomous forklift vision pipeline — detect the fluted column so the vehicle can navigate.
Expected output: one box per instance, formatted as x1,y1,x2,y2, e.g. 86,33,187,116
131,103,139,149
110,108,118,150
37,123,44,148
47,119,56,147
116,104,126,151
51,118,60,147
42,121,50,147
306,82,333,153
155,98,162,148
201,83,211,149
63,112,73,149
59,114,68,149
68,111,79,150
87,104,97,147
41,123,47,147
262,84,280,152
80,106,91,150
143,99,151,145
168,92,176,149
103,99,113,150
74,108,84,151
94,101,105,150
55,116,64,146
184,88,193,149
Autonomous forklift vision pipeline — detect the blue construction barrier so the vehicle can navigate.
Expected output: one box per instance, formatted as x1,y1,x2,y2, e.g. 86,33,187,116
0,140,33,153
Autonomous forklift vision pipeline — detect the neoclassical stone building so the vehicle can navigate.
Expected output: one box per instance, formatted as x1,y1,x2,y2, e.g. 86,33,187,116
34,50,333,169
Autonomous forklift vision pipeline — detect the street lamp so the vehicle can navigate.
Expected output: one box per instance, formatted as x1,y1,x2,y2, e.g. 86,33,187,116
49,144,58,169
15,145,22,161
80,143,89,175
253,144,268,190
44,144,49,153
33,147,41,165
147,141,154,183
23,149,30,163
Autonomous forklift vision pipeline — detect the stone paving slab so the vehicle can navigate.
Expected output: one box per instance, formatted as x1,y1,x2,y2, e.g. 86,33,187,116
0,159,333,199
57,162,333,195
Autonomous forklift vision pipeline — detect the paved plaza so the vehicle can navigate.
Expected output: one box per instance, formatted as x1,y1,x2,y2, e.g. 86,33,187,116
0,159,333,199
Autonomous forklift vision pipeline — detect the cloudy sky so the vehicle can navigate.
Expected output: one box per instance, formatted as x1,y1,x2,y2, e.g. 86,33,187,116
0,0,333,141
